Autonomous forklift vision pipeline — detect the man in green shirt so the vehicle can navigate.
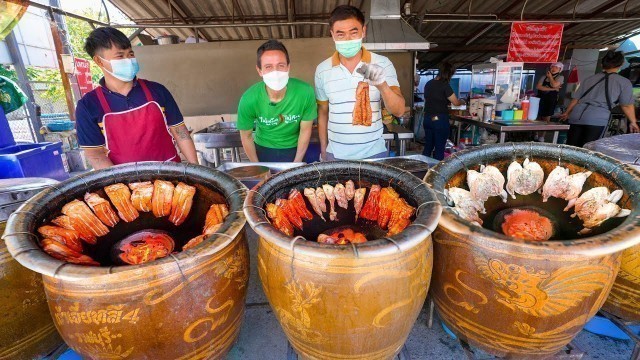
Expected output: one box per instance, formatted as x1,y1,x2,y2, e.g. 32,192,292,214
237,40,317,162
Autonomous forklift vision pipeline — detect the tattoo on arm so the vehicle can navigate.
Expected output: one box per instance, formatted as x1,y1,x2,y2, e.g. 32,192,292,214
174,125,192,141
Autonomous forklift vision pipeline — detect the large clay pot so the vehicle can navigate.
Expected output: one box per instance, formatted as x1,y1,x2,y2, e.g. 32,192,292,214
424,143,640,358
0,178,63,360
245,161,442,360
602,242,640,321
3,162,249,360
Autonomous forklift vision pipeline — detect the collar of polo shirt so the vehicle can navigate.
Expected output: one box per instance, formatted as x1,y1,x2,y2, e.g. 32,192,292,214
331,47,372,67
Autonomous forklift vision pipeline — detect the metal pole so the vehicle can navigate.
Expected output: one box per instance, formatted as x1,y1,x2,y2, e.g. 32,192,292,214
110,21,328,29
5,32,44,142
49,18,76,121
422,16,640,23
26,1,108,27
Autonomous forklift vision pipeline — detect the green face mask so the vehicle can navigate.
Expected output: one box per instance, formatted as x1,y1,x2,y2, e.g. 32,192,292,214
335,38,362,58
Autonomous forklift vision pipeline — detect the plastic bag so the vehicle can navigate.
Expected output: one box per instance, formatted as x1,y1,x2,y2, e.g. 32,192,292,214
0,75,28,114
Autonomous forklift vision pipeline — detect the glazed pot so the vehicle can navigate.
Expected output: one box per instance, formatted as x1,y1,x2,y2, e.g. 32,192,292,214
3,162,249,360
245,161,442,360
0,177,63,359
424,143,640,358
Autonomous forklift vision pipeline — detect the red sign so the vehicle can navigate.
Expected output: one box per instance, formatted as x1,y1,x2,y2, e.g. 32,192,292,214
74,58,93,96
507,22,564,63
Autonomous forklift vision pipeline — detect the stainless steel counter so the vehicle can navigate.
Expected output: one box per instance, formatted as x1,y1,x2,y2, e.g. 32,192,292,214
452,115,570,144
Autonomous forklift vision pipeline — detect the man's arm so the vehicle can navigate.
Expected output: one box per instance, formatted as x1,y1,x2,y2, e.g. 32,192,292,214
84,147,114,170
294,121,313,162
621,104,639,133
317,103,329,161
377,83,405,117
559,99,579,121
240,130,259,162
169,124,198,164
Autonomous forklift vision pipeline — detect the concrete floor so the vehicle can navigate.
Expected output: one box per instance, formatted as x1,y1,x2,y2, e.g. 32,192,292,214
227,228,636,360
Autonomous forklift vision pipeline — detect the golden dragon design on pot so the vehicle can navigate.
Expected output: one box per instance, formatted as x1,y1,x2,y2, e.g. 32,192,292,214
473,254,613,317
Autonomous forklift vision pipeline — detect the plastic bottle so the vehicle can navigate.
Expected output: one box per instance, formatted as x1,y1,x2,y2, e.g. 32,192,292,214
521,97,530,118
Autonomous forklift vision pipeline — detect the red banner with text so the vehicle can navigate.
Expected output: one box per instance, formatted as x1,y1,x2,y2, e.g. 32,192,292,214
74,58,94,96
507,22,564,63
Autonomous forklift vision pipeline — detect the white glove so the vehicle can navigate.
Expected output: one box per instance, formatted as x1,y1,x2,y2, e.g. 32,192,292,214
364,63,386,86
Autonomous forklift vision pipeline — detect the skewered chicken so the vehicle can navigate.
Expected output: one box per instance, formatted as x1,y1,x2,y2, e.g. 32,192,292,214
84,192,119,227
266,203,294,236
104,183,140,222
345,180,355,201
37,225,83,253
467,165,508,202
151,180,175,217
572,187,631,234
318,228,367,245
129,181,154,212
61,199,109,243
183,235,205,251
276,198,303,230
501,209,553,241
288,189,313,220
387,198,416,236
334,183,349,209
445,187,484,226
354,188,366,219
315,187,327,213
203,203,229,235
353,81,372,126
542,166,592,211
304,188,325,221
378,187,400,229
360,185,381,221
322,184,338,221
169,182,196,226
41,238,99,266
506,158,545,199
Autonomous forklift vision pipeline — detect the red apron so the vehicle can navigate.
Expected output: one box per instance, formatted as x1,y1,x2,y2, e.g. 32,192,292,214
95,79,180,165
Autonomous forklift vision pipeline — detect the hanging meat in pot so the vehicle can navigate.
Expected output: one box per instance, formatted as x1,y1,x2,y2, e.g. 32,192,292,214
152,180,175,218
129,181,154,212
276,198,303,230
61,199,109,243
84,192,120,227
37,225,83,253
542,166,592,211
104,183,140,222
288,189,313,220
203,203,229,235
266,203,294,236
322,184,338,221
41,238,99,266
334,183,349,209
359,185,381,221
304,188,326,221
169,182,196,226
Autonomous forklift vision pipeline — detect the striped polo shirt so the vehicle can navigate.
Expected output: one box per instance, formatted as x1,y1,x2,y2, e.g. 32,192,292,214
315,48,400,160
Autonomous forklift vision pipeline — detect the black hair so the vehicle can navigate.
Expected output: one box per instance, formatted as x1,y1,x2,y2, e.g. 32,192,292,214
84,27,131,58
438,62,456,82
602,50,625,70
329,5,365,29
256,40,290,68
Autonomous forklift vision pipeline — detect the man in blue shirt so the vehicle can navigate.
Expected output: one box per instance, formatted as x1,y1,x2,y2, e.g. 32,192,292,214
75,27,197,169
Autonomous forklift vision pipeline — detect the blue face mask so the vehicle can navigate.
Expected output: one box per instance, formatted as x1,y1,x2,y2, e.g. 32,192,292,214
100,56,139,82
334,38,362,58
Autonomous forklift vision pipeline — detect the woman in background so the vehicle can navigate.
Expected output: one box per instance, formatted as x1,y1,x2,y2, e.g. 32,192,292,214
560,51,639,147
422,62,464,160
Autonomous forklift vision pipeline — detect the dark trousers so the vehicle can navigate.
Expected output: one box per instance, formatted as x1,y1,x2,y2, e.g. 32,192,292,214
255,143,297,162
566,124,605,148
423,113,450,160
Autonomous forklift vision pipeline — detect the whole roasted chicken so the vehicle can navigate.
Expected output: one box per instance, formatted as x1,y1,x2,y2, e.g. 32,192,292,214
445,187,484,226
506,158,544,199
542,166,592,211
572,187,631,234
467,165,508,202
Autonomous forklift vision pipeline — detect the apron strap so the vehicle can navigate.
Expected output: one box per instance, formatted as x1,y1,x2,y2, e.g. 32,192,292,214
138,79,155,103
95,86,112,113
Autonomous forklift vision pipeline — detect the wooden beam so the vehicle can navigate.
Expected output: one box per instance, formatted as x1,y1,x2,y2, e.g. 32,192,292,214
49,20,76,121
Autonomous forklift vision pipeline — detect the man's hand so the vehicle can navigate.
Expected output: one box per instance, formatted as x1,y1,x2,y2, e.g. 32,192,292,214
558,112,569,121
546,71,553,79
630,121,640,133
364,63,386,86
320,150,327,162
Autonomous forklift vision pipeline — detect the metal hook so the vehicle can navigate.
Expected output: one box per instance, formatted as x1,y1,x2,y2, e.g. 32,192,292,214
182,162,189,181
311,162,322,189
557,145,564,166
416,200,440,216
383,237,402,252
243,204,267,216
412,182,427,192
633,156,640,165
510,142,517,161
226,187,248,203
253,221,271,228
350,242,360,258
529,141,534,161
450,153,468,172
245,189,267,204
135,162,140,179
358,161,363,187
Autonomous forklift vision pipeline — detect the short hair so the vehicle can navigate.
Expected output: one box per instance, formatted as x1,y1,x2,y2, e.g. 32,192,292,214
84,27,131,57
602,50,625,70
329,5,365,29
438,62,456,83
256,40,290,68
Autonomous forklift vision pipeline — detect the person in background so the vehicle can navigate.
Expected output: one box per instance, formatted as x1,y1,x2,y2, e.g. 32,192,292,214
237,40,316,162
560,51,639,147
76,27,197,170
422,62,464,160
536,62,565,123
315,5,405,161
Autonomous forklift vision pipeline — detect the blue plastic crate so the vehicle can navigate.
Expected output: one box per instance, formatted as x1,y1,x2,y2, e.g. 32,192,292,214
0,142,69,181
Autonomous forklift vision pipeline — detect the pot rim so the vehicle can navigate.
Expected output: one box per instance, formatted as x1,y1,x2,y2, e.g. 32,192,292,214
244,160,442,258
2,161,247,281
424,142,640,257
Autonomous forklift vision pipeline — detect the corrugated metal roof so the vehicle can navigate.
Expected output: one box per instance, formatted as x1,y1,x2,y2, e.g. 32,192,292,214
106,0,640,70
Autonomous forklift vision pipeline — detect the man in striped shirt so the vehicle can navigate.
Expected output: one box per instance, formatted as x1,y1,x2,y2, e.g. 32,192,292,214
315,5,405,161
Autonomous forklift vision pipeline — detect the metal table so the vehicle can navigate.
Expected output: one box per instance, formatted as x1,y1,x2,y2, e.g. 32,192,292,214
385,124,414,156
452,115,569,144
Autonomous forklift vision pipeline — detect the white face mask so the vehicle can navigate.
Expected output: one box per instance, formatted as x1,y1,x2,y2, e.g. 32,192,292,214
262,71,289,91
99,56,139,82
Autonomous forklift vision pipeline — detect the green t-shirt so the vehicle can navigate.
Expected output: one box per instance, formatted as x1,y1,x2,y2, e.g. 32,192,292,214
237,77,317,149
